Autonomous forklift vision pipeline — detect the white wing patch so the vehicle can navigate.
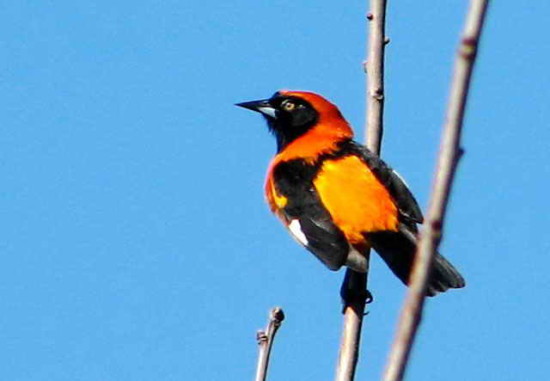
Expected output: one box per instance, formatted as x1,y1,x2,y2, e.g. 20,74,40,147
288,219,309,246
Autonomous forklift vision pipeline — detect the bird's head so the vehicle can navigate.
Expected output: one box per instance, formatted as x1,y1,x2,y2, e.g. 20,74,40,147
237,90,353,152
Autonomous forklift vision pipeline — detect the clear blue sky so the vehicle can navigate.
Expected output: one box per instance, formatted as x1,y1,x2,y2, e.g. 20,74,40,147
1,1,549,380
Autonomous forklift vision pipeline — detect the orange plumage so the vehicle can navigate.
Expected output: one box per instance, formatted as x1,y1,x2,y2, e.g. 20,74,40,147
313,155,399,243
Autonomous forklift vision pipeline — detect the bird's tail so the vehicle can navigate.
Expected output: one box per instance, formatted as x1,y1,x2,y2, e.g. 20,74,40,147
367,229,465,296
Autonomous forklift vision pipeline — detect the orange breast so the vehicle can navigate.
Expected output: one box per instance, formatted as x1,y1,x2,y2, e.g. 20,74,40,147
313,155,399,243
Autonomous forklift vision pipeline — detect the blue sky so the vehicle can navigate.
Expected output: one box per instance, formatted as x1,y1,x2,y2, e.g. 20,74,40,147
1,1,549,380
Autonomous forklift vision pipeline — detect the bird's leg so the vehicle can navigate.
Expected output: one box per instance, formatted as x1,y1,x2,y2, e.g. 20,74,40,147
340,270,373,314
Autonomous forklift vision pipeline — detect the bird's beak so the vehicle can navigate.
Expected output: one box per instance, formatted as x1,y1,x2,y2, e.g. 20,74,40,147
235,99,278,119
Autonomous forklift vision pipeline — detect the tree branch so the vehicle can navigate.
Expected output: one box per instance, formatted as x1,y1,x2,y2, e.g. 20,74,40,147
254,307,285,381
365,0,387,156
381,2,489,381
335,1,387,381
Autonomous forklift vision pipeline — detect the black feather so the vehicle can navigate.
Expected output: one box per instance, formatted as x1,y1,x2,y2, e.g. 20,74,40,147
367,226,465,296
272,159,349,270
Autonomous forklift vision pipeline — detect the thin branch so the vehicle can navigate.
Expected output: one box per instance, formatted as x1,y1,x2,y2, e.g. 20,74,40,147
335,271,368,381
382,2,489,381
365,0,387,155
335,1,388,381
254,307,285,381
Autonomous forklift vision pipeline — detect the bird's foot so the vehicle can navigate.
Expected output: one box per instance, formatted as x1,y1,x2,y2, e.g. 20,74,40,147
340,287,374,314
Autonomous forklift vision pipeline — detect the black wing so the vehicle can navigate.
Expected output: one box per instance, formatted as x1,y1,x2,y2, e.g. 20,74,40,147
271,159,349,270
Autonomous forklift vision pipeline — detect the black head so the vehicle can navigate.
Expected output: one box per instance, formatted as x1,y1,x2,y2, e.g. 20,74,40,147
236,91,319,151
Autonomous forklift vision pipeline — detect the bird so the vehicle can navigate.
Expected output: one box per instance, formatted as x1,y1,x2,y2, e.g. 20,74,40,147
236,90,465,296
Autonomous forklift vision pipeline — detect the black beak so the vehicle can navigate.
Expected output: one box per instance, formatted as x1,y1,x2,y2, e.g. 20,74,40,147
235,99,278,119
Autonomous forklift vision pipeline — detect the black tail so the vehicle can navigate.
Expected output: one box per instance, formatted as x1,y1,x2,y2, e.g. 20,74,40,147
368,229,465,296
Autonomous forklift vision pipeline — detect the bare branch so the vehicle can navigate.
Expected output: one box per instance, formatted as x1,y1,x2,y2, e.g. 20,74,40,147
381,2,490,381
365,0,387,155
255,307,285,381
335,1,387,381
335,271,368,381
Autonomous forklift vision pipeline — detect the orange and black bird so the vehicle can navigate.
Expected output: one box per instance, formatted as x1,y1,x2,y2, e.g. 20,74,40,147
237,90,465,296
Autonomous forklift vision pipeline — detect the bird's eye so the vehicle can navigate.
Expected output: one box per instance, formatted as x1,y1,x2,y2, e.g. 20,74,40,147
281,100,296,112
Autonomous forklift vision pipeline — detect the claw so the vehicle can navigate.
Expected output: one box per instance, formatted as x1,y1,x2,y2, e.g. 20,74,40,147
364,289,374,304
340,287,374,313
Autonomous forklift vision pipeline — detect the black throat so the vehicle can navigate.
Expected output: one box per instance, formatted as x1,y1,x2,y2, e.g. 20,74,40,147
265,104,319,152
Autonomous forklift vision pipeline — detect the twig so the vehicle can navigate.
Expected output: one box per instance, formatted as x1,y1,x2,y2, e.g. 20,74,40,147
365,0,387,156
335,1,387,381
335,271,368,381
254,307,285,381
381,2,489,381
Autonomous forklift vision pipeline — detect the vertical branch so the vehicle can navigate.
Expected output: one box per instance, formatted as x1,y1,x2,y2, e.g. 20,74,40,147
335,270,368,381
335,1,388,381
382,2,489,381
365,0,388,155
255,307,285,381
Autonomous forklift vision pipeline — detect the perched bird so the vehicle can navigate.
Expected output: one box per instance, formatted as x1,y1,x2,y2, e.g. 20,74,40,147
237,90,465,296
